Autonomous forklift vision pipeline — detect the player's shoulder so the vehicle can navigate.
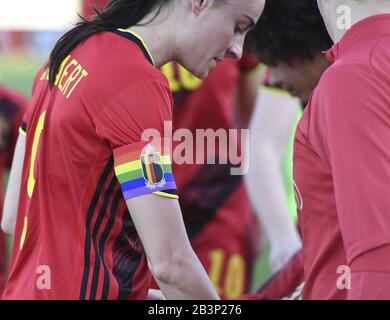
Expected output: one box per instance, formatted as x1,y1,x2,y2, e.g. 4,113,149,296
75,32,170,107
92,32,166,83
368,35,390,80
320,35,390,91
316,59,368,99
369,34,390,58
85,31,165,80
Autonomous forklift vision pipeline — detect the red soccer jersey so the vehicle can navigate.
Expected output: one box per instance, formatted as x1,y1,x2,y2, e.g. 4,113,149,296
3,29,177,300
294,14,390,299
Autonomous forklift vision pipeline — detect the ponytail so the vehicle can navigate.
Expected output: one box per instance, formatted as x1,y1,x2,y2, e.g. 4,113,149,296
48,0,169,88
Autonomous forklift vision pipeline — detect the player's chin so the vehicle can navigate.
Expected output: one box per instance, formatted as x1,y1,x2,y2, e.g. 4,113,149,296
193,64,214,79
195,70,210,79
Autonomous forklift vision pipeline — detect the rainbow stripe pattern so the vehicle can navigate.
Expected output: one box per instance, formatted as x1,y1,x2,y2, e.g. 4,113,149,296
114,139,178,200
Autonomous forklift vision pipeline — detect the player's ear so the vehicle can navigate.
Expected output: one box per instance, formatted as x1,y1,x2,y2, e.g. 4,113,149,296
189,0,210,16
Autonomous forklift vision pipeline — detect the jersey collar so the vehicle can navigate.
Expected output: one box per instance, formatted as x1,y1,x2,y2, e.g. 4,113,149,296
113,28,155,66
324,14,390,62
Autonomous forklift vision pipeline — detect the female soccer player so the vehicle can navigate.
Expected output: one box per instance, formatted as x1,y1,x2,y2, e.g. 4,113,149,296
0,85,27,297
1,0,264,300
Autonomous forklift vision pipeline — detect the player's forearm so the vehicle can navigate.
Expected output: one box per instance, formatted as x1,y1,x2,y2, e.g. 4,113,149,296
247,91,300,245
1,135,25,235
152,251,219,300
245,146,299,244
238,70,261,128
126,196,219,299
241,251,304,300
147,289,166,300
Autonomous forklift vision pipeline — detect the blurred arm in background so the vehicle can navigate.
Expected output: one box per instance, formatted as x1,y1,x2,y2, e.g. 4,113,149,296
1,134,25,236
245,88,301,273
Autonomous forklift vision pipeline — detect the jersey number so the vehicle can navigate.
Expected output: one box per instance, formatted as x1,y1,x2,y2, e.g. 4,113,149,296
20,111,46,250
208,249,245,299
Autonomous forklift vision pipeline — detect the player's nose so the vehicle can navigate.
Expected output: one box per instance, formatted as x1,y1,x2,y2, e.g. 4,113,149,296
224,44,243,61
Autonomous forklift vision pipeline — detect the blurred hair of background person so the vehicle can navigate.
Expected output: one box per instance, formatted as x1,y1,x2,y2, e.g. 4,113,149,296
248,0,332,106
0,85,28,297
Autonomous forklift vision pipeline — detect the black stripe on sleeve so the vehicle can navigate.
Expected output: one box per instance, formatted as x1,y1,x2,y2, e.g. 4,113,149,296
100,190,122,300
89,175,118,300
79,156,114,300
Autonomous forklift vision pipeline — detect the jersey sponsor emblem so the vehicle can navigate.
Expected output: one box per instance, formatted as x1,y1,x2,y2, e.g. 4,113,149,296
141,144,166,189
293,180,303,211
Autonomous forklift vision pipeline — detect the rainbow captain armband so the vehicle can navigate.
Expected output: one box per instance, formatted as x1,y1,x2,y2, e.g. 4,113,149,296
114,139,178,200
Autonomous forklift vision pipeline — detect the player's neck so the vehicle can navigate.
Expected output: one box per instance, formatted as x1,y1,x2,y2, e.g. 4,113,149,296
128,4,179,68
129,23,176,68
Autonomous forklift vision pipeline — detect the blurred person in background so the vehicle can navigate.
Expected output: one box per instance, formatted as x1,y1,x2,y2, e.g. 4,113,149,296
242,0,333,299
0,85,28,296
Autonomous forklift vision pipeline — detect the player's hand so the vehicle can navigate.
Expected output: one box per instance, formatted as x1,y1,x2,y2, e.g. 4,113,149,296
147,289,167,300
269,237,301,273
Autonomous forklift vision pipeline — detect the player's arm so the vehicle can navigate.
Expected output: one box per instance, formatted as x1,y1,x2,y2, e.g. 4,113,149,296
317,65,390,299
245,88,301,273
96,80,219,300
1,133,25,236
241,250,304,300
126,194,219,300
147,289,166,300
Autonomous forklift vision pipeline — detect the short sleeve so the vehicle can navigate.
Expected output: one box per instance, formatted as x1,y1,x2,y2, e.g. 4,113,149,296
19,65,46,138
94,79,178,200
